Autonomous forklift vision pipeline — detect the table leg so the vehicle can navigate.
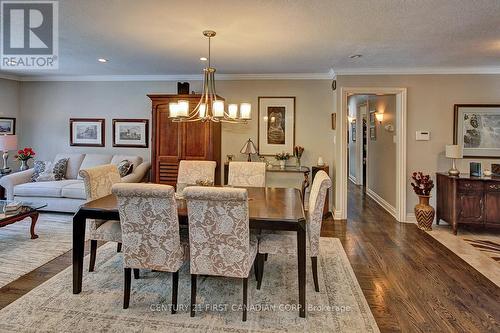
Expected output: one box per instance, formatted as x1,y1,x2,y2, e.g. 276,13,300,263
301,171,310,205
297,227,306,318
30,212,39,239
73,211,86,294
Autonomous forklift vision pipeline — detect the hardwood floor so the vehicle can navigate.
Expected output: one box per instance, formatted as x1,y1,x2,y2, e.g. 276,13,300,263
1,183,499,332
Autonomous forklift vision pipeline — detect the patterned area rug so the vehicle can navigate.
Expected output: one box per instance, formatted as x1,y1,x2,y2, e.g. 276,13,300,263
0,238,379,332
0,213,73,288
463,239,500,262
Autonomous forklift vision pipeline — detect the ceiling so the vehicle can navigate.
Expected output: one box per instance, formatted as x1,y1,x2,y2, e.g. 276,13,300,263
1,0,500,79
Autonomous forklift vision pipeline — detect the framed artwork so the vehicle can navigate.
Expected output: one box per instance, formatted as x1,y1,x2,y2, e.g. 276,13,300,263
258,97,296,155
0,117,16,135
351,119,356,142
113,119,149,148
369,110,377,140
70,118,105,147
454,104,500,158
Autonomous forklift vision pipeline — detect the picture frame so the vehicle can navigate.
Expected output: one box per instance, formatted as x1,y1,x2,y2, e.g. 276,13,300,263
70,118,105,147
454,104,500,158
113,119,149,148
0,117,16,135
369,110,377,140
351,119,356,142
258,96,296,155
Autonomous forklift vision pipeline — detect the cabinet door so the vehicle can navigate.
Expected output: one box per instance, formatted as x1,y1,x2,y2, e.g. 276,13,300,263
181,121,211,160
457,194,484,223
155,105,180,185
485,182,500,223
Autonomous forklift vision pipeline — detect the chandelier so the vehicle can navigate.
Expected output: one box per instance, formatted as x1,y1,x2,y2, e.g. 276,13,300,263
169,30,251,123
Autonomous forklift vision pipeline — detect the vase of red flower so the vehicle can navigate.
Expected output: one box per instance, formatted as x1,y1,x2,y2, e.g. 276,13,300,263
15,147,35,171
411,172,435,231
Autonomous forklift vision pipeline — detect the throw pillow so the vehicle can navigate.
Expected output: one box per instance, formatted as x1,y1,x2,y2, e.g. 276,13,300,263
31,161,50,182
52,158,69,181
117,160,133,177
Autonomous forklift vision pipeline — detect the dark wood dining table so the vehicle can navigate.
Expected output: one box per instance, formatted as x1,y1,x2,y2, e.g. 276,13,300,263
72,187,307,317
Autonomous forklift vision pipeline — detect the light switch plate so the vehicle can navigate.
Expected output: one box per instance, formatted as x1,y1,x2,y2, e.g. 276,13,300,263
416,131,430,141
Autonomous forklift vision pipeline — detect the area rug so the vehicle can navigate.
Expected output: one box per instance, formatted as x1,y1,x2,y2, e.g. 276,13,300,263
0,238,379,332
0,213,73,288
427,225,500,287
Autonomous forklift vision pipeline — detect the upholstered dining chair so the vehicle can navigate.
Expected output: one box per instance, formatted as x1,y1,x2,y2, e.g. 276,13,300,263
183,186,258,321
256,170,332,292
112,183,188,312
176,160,217,193
227,161,266,187
79,164,122,273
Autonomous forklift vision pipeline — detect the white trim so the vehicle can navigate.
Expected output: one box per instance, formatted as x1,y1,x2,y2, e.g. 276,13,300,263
365,187,396,219
334,209,343,220
405,213,416,223
340,87,407,222
335,67,500,75
348,174,357,184
0,74,20,81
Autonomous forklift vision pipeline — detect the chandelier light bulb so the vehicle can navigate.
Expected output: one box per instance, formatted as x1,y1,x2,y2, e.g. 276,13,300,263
199,103,207,118
228,104,238,118
213,100,224,117
169,102,179,118
177,100,189,117
240,103,251,120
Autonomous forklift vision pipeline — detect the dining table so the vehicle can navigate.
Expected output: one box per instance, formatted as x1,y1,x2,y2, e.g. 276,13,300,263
72,186,308,318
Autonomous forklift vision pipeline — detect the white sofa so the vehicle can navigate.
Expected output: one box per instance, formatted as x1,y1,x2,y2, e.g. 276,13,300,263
0,153,151,213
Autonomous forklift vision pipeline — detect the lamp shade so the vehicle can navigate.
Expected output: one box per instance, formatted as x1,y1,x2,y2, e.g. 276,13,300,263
445,145,462,159
240,138,258,155
0,135,17,151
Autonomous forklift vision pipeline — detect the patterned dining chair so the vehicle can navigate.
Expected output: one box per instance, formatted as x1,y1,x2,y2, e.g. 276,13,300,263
183,186,258,321
256,170,332,292
228,162,266,187
112,183,188,312
176,160,217,193
79,164,122,272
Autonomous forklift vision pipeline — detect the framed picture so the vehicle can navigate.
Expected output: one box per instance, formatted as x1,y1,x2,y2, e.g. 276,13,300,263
351,119,356,142
113,119,149,148
454,104,500,158
258,97,295,155
0,117,16,135
369,110,377,140
70,118,105,147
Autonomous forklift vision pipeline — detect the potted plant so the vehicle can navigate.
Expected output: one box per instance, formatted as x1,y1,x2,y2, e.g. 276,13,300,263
411,172,435,231
293,145,304,169
275,152,290,170
15,147,36,171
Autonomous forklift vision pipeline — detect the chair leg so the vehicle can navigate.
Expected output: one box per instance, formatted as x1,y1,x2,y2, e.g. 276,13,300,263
123,268,131,309
264,253,268,261
257,253,265,290
172,271,179,314
133,269,140,279
253,256,259,281
242,277,248,321
190,274,197,317
117,242,122,253
311,256,319,292
89,239,97,272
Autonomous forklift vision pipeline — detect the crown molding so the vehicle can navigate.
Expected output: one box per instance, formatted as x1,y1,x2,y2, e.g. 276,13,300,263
334,66,500,75
0,73,21,81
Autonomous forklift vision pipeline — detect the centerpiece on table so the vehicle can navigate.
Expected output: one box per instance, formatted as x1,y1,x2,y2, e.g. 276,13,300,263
293,145,304,169
411,171,435,231
275,152,290,170
15,147,35,171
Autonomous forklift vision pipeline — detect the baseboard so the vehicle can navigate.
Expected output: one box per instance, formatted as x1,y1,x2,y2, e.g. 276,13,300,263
333,209,344,220
348,174,357,184
365,187,397,219
405,213,416,223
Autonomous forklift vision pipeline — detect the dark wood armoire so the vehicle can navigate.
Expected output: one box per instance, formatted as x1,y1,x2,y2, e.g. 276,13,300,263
148,94,222,186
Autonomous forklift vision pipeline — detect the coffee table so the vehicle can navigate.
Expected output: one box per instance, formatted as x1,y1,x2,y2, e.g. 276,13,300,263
0,201,47,239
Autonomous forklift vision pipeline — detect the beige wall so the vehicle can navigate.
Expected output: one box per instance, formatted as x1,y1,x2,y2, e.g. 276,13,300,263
18,79,335,206
335,74,500,216
0,78,20,169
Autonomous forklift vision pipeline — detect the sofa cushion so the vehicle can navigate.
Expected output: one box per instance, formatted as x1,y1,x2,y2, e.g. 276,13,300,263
14,180,82,198
111,155,143,170
61,181,86,199
54,153,85,179
77,154,113,179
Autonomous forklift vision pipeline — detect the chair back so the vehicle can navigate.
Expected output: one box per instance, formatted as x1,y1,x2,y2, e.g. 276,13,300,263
183,186,251,278
79,164,121,201
177,160,217,193
307,170,332,257
112,183,184,271
228,162,266,187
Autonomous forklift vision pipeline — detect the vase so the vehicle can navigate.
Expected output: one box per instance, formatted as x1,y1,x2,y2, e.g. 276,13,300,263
296,157,301,169
19,160,29,171
414,195,435,231
279,160,286,169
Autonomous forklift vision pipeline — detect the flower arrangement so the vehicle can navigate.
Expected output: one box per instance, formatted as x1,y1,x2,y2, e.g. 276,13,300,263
411,172,434,196
275,152,291,161
293,145,304,159
15,147,35,161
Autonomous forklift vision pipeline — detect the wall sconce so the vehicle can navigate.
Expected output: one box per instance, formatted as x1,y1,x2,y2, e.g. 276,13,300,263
375,113,384,124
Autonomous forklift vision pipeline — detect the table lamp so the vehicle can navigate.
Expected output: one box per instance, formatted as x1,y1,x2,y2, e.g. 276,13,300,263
240,138,258,162
445,144,462,176
0,135,18,173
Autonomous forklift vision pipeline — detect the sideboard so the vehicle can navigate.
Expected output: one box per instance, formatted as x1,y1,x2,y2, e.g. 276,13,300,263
436,173,500,234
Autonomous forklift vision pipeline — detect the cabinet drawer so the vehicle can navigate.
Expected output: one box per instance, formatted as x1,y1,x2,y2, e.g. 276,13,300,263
457,181,483,192
485,182,500,192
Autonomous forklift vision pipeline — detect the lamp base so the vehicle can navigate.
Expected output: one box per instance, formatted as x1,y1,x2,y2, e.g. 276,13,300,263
0,168,11,175
448,168,460,176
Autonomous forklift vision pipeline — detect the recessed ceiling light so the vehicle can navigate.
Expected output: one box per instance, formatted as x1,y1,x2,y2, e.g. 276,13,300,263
200,57,207,61
97,58,108,63
349,54,362,59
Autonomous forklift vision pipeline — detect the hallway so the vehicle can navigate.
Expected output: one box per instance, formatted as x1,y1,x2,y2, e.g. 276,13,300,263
321,182,499,332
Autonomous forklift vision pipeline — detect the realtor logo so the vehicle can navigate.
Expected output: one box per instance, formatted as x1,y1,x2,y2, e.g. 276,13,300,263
1,1,58,69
